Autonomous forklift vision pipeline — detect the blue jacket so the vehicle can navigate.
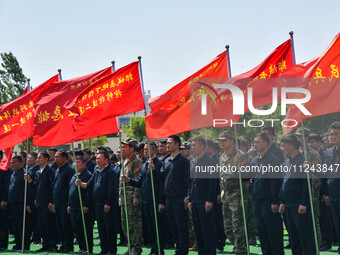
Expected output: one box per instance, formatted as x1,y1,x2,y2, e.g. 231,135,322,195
161,153,190,200
68,169,92,209
86,164,118,206
53,163,75,206
251,150,282,204
8,167,32,204
36,165,55,205
86,160,96,173
268,143,285,164
281,152,309,207
322,146,340,201
189,153,216,203
130,157,164,204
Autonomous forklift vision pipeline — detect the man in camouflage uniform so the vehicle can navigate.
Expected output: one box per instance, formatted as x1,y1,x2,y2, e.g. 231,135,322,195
295,128,322,247
219,131,252,255
119,138,144,255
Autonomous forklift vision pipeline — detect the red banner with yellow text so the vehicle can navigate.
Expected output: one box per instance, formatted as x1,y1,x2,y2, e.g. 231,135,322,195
32,67,120,146
65,61,145,131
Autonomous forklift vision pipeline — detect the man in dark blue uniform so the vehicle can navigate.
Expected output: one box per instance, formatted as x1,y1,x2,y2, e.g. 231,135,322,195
84,148,95,173
279,134,316,255
27,152,41,244
251,133,283,255
25,151,57,252
76,151,118,255
322,121,340,255
48,148,58,170
261,127,284,164
68,156,93,254
0,163,12,251
8,156,31,251
53,150,75,253
188,136,217,255
161,135,190,255
122,142,166,255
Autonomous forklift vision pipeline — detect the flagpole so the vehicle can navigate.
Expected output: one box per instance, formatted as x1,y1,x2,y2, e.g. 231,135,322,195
290,31,320,255
138,56,161,254
226,45,250,255
71,143,90,255
21,79,30,253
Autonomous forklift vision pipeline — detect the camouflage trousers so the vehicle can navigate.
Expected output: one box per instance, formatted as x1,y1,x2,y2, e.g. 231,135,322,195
121,195,143,253
221,180,249,253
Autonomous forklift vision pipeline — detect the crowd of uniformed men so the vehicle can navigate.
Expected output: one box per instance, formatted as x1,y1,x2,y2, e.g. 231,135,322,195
1,122,340,255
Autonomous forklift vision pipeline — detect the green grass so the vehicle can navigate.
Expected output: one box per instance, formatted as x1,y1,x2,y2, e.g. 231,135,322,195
1,228,339,254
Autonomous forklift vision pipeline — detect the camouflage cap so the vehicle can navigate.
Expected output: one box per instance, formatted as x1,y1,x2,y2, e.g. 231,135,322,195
180,141,191,149
219,131,234,140
122,138,138,148
294,127,311,137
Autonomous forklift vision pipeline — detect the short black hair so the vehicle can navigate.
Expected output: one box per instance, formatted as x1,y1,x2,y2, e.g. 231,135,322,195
256,132,270,145
97,151,109,160
47,148,57,153
309,133,322,143
206,139,214,148
29,152,38,159
192,136,206,148
110,154,118,162
75,150,84,157
262,126,275,137
160,139,167,145
149,141,158,150
83,148,92,155
20,151,27,158
169,135,181,146
75,156,86,164
57,149,69,159
39,151,50,160
97,146,108,152
12,155,23,163
137,143,145,151
281,134,300,150
330,121,340,131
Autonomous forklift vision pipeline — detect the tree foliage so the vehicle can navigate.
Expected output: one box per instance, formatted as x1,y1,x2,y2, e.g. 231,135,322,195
121,115,146,142
0,52,27,104
18,137,38,153
82,136,109,152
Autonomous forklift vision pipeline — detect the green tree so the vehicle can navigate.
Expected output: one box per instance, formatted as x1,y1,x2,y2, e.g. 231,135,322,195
82,136,109,152
0,52,27,104
121,115,146,142
18,137,38,153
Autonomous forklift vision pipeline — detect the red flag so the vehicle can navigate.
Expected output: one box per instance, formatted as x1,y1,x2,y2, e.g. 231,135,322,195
281,33,340,134
145,51,229,139
0,147,14,171
65,61,145,131
0,75,59,151
32,67,119,146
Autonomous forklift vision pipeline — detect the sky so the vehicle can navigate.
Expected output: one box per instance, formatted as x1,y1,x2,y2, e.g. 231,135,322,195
1,0,340,97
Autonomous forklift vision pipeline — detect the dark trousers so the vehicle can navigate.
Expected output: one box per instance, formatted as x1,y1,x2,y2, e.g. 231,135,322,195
215,202,226,250
192,203,217,255
55,204,74,250
331,200,340,252
37,204,56,249
0,206,9,249
117,205,127,243
95,204,117,254
319,200,333,246
70,208,93,252
143,203,166,254
286,205,316,255
166,198,189,255
8,203,30,250
30,205,40,243
253,200,284,255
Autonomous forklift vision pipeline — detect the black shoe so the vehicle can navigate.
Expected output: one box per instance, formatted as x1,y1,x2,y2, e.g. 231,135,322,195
118,240,127,246
48,247,58,252
284,243,291,249
36,247,49,252
58,246,65,252
320,244,332,251
164,243,174,249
